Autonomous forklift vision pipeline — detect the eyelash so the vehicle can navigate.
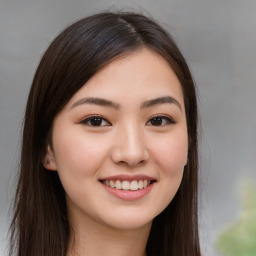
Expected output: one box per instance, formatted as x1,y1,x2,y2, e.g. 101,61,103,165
81,115,111,127
146,115,176,126
80,115,176,127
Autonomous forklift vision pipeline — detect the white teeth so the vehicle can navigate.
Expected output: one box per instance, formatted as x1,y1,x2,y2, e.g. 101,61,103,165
130,180,138,191
122,181,130,190
138,180,144,189
109,180,115,188
115,180,122,189
103,179,153,191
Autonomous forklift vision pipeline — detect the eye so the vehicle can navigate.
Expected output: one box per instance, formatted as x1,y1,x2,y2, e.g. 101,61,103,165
81,116,111,127
147,116,176,126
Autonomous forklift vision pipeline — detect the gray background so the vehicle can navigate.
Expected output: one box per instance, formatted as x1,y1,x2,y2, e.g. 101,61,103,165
1,0,256,255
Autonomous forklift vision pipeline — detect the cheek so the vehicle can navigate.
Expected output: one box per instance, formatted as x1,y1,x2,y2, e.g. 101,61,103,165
146,132,188,216
52,129,109,178
151,132,188,175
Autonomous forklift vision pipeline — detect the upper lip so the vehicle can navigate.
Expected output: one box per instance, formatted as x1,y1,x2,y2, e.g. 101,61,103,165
99,174,156,182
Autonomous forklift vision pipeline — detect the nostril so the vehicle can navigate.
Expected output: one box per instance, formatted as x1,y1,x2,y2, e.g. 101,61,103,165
110,143,149,167
115,159,146,167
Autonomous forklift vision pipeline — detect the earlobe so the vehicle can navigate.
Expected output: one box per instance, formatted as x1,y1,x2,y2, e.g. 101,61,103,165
184,157,188,167
43,146,57,171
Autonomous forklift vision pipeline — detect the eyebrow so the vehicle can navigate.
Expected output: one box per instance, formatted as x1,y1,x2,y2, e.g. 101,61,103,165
141,96,182,110
70,97,120,110
70,96,182,111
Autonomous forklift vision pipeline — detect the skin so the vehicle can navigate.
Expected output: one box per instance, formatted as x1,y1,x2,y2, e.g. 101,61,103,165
44,48,188,256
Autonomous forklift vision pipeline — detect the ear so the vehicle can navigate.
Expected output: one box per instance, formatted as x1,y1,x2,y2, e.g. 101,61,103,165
184,156,188,167
43,146,57,171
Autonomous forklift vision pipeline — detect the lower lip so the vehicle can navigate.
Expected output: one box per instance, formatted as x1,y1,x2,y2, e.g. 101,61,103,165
101,182,154,200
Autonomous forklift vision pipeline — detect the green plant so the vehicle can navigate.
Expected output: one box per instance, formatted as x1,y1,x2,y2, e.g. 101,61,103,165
216,180,256,256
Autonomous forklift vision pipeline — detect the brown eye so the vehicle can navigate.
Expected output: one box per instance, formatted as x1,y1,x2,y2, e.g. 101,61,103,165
89,117,103,126
147,116,175,126
151,117,163,126
81,116,111,127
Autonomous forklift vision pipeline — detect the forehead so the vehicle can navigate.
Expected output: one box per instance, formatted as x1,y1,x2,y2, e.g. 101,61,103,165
66,48,184,109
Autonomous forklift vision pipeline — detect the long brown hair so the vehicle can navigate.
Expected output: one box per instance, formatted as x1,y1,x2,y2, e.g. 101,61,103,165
9,12,200,256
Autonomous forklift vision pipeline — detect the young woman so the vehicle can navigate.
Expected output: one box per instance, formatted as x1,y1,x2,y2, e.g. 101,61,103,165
9,12,200,256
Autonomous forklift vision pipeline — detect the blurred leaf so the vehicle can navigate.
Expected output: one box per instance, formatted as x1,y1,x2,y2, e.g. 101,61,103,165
216,180,256,256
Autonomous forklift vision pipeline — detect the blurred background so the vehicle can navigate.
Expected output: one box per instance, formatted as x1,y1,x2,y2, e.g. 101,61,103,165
1,0,256,255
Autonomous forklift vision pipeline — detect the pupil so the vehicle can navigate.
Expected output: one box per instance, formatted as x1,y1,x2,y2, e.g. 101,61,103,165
151,117,162,126
90,118,102,126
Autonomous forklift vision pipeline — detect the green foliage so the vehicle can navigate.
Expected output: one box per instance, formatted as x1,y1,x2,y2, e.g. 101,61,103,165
216,180,256,256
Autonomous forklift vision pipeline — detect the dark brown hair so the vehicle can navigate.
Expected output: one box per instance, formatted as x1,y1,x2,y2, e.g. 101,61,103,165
9,12,200,256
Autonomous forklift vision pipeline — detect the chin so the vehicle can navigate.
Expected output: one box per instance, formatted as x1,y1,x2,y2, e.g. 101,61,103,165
100,212,155,231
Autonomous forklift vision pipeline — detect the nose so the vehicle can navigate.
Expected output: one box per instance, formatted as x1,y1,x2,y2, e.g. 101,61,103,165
110,124,149,168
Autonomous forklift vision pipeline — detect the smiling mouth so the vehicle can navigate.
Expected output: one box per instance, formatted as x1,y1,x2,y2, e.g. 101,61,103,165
100,180,155,191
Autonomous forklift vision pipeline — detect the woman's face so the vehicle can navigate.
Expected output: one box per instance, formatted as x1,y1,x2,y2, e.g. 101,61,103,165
45,48,188,231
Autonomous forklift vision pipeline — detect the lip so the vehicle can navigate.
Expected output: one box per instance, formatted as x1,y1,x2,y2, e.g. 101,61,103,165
99,174,156,200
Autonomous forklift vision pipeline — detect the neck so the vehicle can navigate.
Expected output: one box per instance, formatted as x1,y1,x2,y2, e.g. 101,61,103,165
67,214,151,256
